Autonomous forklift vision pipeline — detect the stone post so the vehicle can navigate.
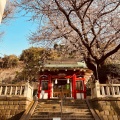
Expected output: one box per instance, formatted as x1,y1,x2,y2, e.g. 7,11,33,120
91,80,101,98
91,82,95,99
24,83,28,97
24,82,33,100
95,80,100,98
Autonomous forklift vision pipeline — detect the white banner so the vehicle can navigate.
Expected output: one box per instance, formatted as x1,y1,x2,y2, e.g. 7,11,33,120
0,0,7,23
53,118,61,120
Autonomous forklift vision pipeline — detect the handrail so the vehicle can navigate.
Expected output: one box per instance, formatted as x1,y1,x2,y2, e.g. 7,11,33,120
86,99,101,120
25,101,38,120
20,100,34,120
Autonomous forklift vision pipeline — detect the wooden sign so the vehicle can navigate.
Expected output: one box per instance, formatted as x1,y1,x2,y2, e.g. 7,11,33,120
58,73,66,77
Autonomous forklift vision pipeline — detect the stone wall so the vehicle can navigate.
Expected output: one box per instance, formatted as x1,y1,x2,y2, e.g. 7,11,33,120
90,98,120,120
0,96,32,120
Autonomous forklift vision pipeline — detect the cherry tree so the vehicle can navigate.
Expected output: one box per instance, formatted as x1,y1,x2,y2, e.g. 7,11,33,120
17,0,120,82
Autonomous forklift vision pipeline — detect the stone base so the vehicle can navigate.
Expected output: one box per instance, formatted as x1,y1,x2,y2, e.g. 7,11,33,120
90,98,120,120
0,96,32,120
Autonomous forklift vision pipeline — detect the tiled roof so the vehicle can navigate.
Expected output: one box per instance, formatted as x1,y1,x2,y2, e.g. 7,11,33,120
44,62,87,68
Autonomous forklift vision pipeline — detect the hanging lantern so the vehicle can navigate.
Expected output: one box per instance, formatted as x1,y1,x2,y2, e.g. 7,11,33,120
55,79,58,84
65,69,67,71
67,78,70,84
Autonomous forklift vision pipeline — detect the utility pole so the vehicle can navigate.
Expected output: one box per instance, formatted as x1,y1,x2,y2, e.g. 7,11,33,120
0,0,6,23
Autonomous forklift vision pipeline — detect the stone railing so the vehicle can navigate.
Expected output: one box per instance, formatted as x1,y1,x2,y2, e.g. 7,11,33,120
0,82,33,99
91,81,120,98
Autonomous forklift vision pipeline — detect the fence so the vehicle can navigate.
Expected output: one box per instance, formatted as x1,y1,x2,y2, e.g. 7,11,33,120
91,81,120,98
0,82,33,99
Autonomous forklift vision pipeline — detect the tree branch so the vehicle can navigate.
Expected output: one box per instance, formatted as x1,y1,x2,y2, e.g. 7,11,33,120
54,0,86,46
83,0,93,18
77,0,92,10
99,44,120,64
99,2,120,17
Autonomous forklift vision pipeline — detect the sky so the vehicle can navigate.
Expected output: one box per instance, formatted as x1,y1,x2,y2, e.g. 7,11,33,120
0,12,38,57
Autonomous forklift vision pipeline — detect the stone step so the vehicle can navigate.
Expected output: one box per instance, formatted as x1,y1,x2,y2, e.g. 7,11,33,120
33,108,90,113
35,106,89,109
30,115,94,119
37,103,87,106
37,103,87,105
36,103,88,106
29,118,94,120
29,100,94,120
38,100,86,104
31,116,93,119
32,112,93,117
37,103,88,105
32,112,92,116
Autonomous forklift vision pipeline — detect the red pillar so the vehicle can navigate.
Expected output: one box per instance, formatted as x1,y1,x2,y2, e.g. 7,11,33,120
72,74,76,99
48,75,51,99
38,78,41,99
83,78,86,99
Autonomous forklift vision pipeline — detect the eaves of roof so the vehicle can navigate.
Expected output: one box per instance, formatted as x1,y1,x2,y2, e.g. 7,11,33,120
44,62,87,68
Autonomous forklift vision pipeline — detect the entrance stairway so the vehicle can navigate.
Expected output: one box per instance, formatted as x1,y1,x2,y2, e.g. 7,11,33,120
29,99,96,120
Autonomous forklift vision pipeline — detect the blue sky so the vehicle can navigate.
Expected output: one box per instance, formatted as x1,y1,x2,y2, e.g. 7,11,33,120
0,13,38,57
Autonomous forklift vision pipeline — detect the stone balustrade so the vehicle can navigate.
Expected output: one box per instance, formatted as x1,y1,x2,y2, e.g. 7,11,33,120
91,81,120,98
0,82,33,99
100,84,120,97
0,83,33,119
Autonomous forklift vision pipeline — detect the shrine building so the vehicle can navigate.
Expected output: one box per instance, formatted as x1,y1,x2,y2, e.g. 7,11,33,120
37,61,92,100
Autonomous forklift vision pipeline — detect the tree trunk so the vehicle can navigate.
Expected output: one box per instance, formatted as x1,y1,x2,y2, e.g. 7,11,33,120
84,57,107,83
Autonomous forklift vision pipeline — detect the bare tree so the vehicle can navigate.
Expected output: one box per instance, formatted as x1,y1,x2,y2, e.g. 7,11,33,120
18,0,120,82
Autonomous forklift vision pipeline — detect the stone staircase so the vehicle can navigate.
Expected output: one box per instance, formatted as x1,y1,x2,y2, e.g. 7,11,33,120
29,99,95,120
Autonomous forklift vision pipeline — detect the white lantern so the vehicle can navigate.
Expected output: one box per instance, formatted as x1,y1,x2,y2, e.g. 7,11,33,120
67,78,70,84
55,79,58,84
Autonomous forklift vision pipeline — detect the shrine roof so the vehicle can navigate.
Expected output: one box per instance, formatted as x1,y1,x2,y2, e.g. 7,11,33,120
43,61,87,68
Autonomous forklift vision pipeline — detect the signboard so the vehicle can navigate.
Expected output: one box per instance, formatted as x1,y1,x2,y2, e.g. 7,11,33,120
53,118,61,120
0,0,6,23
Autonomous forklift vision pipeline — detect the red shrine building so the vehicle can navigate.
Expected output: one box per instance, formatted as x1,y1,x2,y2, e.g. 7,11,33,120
37,61,92,99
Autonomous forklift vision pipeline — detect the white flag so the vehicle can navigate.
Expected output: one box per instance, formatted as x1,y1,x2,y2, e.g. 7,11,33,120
0,0,7,23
